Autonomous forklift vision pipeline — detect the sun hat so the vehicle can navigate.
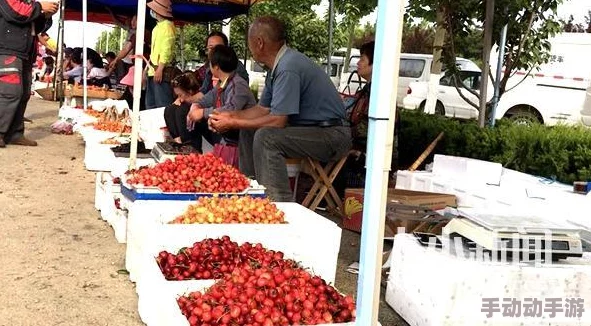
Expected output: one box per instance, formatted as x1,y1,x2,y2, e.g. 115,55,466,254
147,0,173,19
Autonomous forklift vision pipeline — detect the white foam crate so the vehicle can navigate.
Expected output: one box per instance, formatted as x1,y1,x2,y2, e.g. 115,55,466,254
143,278,357,326
125,202,342,285
94,172,121,211
386,234,591,326
85,142,118,171
78,126,120,144
395,170,435,191
111,208,127,243
432,154,503,186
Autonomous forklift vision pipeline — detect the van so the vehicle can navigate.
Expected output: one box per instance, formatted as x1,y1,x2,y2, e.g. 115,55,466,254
321,56,346,88
339,53,479,106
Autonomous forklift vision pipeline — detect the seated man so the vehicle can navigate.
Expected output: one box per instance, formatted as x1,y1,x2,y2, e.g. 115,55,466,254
209,16,352,201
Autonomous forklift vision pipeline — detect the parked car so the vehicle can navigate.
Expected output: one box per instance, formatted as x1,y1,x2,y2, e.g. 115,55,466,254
581,85,591,126
403,70,587,126
339,53,479,106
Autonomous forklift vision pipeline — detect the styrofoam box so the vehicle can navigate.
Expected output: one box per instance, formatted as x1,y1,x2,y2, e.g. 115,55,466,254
110,156,155,177
143,278,358,326
94,172,121,213
78,126,120,144
395,170,435,192
386,234,591,326
85,142,118,172
111,208,127,243
125,202,342,285
432,154,503,186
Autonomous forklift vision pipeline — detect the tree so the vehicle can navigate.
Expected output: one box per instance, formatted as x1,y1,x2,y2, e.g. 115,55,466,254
95,27,124,55
560,11,591,33
408,0,563,119
335,0,377,72
229,0,345,61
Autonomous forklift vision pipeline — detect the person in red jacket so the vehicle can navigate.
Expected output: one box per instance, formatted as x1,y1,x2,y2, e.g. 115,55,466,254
0,0,58,148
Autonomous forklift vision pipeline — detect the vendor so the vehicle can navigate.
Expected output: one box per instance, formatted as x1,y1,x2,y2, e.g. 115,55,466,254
187,45,256,149
209,16,351,201
145,0,176,109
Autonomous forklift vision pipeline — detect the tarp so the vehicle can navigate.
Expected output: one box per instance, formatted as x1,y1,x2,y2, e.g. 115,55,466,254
64,0,261,24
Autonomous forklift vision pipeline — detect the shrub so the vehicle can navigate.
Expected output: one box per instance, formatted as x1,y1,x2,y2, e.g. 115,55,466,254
397,111,591,184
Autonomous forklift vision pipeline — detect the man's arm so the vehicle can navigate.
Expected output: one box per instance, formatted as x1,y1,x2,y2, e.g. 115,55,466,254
233,114,287,129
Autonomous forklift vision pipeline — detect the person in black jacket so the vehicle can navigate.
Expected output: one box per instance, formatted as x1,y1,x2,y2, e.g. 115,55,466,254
0,0,58,148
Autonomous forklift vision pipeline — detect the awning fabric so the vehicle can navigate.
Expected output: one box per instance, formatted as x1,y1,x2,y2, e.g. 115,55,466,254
64,0,262,24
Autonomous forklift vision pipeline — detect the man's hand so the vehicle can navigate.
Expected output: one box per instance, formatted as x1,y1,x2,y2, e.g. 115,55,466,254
209,111,235,133
40,1,59,17
154,65,164,83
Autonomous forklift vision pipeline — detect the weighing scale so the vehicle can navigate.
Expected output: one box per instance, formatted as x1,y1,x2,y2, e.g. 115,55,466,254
442,209,584,260
151,142,199,162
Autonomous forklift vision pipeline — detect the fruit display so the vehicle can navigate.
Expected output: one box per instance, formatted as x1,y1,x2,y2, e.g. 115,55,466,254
93,120,131,133
125,153,250,193
170,196,285,224
156,236,298,281
84,109,104,118
177,265,356,325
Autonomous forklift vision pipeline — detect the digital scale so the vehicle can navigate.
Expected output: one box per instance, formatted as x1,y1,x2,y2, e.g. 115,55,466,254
442,209,584,260
151,142,199,162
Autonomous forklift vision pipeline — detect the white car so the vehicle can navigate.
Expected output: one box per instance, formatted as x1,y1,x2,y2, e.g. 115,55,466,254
403,71,586,126
581,85,591,126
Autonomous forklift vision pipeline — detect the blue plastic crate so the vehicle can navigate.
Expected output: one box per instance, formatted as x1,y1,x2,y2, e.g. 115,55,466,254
121,183,266,202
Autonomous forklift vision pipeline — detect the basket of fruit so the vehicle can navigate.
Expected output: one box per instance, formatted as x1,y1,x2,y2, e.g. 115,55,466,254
121,153,265,201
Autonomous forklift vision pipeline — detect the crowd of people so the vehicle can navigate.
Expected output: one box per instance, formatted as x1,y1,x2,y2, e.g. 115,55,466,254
1,0,380,202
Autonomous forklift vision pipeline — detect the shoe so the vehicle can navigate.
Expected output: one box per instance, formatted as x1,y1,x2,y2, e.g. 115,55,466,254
24,117,33,123
9,136,37,146
0,138,5,148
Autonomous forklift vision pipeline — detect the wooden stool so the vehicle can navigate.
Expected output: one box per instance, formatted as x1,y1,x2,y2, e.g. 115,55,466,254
301,150,357,214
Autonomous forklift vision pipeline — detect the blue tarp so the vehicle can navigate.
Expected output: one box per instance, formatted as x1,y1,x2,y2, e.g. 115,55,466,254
65,0,251,23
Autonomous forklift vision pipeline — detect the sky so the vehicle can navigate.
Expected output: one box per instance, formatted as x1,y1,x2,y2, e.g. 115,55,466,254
48,0,591,49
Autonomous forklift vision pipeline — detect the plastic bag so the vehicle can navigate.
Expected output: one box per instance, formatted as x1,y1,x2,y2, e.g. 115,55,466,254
51,120,74,135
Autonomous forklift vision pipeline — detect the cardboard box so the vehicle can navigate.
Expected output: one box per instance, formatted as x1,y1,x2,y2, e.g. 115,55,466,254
342,188,457,237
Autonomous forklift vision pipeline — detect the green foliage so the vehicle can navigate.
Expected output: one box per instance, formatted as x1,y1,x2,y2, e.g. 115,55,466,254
95,27,125,54
228,0,345,60
176,24,210,62
397,111,591,184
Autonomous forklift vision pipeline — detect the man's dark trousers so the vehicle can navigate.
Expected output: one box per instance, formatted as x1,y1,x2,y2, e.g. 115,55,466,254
0,54,32,143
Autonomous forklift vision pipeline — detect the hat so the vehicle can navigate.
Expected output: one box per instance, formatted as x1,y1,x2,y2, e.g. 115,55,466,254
147,0,173,19
120,66,135,86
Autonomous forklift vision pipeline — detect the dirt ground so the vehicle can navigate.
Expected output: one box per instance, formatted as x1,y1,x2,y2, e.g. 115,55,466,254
0,98,408,326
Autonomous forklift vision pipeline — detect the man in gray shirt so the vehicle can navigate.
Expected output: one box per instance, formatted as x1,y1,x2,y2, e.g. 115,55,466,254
209,16,352,202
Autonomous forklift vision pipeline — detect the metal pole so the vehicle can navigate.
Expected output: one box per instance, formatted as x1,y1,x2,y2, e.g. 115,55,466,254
129,0,147,170
326,0,334,76
478,0,494,127
356,0,404,324
82,0,88,109
54,0,66,102
180,25,185,70
490,20,508,127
